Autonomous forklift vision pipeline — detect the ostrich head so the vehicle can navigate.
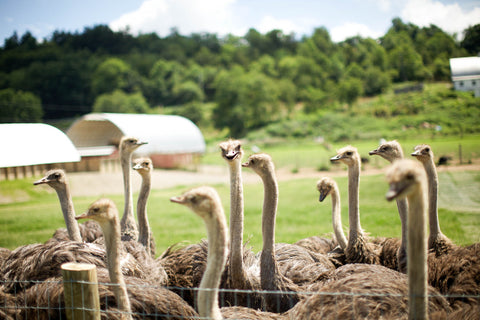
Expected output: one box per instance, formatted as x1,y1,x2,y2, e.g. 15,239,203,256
385,159,426,201
369,140,404,162
330,145,360,167
170,186,221,220
316,177,336,202
75,198,118,226
133,157,153,173
119,136,147,154
33,169,67,190
411,144,434,163
241,153,275,177
219,139,243,162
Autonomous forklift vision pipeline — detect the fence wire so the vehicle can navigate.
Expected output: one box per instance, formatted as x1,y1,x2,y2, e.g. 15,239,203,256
1,279,479,319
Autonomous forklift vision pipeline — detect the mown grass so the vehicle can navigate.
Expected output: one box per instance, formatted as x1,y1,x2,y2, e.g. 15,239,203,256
1,165,479,256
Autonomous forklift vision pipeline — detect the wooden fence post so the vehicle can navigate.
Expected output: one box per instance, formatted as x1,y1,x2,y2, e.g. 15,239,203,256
62,262,101,320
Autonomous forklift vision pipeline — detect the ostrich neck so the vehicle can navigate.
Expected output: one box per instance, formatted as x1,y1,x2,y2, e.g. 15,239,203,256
396,198,408,256
407,184,428,320
137,172,151,249
261,170,278,254
198,207,228,320
347,162,362,243
423,159,442,238
120,152,138,239
259,168,282,293
331,185,347,250
229,160,245,287
101,219,132,317
55,184,82,242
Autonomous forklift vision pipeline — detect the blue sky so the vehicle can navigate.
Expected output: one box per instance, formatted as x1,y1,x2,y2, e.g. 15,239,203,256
1,0,479,45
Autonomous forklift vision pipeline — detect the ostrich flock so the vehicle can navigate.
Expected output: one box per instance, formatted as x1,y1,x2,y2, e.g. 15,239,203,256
0,137,479,319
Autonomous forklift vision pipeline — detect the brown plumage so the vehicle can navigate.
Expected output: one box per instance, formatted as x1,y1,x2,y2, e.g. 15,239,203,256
218,139,262,309
288,159,452,319
119,136,147,242
73,198,198,319
411,144,455,256
171,186,285,320
243,153,335,313
132,157,156,257
33,169,103,244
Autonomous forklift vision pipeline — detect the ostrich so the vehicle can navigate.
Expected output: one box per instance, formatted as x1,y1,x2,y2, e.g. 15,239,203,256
242,153,335,313
287,159,451,320
295,177,347,257
411,144,454,256
369,140,408,271
75,198,199,320
132,157,156,257
330,146,381,265
170,186,285,320
218,139,262,308
33,169,102,243
119,136,147,242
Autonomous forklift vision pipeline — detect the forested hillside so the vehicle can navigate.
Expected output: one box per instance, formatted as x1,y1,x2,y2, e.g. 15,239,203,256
0,18,479,138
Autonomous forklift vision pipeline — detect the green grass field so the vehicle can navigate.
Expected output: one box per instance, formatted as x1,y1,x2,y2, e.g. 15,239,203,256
1,137,479,256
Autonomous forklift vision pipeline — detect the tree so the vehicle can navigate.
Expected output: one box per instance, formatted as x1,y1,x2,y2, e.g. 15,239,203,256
92,58,140,96
92,90,149,113
0,88,43,122
338,77,363,108
461,24,480,54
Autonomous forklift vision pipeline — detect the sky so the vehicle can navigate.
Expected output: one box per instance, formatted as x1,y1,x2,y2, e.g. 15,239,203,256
0,0,479,45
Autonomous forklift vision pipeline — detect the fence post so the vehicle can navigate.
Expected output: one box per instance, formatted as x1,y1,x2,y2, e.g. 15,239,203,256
62,262,101,320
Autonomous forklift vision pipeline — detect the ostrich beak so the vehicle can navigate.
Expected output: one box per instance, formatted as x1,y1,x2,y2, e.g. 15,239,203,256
33,177,48,185
368,149,378,155
75,212,89,220
170,196,186,204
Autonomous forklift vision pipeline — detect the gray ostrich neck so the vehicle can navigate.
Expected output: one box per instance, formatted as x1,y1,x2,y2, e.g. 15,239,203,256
331,186,347,250
137,172,151,248
101,220,132,317
396,198,408,255
55,184,82,242
198,211,228,320
229,160,245,287
259,168,280,292
120,152,138,239
407,184,428,320
348,162,362,243
423,159,442,237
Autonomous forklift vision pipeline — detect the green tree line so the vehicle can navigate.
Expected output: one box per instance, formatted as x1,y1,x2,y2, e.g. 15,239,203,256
0,19,479,137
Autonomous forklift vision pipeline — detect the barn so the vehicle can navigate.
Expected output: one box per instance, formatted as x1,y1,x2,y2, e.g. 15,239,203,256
66,113,206,170
0,123,80,180
449,56,480,97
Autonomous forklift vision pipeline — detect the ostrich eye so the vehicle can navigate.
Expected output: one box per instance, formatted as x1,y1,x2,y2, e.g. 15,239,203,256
406,173,414,180
424,148,430,153
382,146,391,151
346,151,353,156
92,207,100,213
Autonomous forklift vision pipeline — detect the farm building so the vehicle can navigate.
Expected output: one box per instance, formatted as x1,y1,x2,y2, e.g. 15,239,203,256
0,123,80,180
66,113,206,170
449,56,480,97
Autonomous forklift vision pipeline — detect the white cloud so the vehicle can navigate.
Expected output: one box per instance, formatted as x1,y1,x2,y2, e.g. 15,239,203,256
330,22,384,42
401,0,480,37
256,15,306,35
109,0,240,36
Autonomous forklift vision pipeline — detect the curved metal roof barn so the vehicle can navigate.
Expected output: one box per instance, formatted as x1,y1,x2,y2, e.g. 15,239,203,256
0,123,80,168
66,113,206,169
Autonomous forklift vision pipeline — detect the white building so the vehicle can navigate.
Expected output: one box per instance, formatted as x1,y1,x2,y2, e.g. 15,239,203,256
449,56,480,97
66,113,206,170
0,123,80,180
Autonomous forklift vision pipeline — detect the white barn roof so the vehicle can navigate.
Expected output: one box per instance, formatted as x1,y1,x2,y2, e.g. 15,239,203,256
66,113,206,155
450,57,480,81
0,123,80,168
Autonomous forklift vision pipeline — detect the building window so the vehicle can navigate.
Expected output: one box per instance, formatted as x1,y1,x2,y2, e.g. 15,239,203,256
472,80,476,86
459,81,464,87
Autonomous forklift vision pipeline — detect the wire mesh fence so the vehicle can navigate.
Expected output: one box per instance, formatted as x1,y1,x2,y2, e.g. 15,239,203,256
1,277,479,320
